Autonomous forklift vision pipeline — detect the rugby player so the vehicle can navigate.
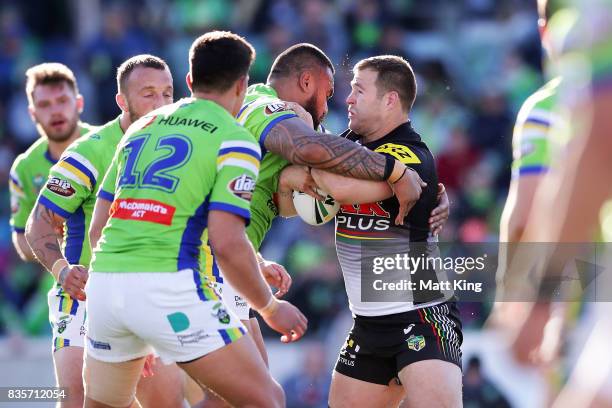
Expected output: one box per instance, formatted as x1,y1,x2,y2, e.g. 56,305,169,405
83,30,306,408
211,43,447,365
505,0,612,406
10,63,94,261
493,0,567,367
90,44,449,379
306,56,462,408
25,55,183,407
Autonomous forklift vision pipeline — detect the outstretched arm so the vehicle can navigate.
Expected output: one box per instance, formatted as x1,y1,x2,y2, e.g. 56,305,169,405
264,118,426,224
264,117,388,180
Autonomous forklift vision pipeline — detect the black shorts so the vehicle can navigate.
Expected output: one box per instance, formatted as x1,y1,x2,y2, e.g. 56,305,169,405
334,302,463,385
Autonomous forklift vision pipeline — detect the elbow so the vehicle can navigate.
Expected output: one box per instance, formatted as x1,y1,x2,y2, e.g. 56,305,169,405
209,233,239,261
24,220,35,247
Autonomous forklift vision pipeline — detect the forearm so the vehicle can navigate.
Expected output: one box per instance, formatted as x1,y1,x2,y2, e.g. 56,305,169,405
12,232,36,262
311,169,392,204
209,211,273,310
214,237,273,310
276,171,298,217
25,203,65,273
276,191,297,217
89,198,112,250
264,118,389,181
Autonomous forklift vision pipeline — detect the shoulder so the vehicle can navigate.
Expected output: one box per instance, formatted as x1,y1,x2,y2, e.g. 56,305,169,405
12,138,47,171
374,126,432,166
70,117,122,153
238,93,296,128
515,78,561,131
78,121,98,136
218,126,261,156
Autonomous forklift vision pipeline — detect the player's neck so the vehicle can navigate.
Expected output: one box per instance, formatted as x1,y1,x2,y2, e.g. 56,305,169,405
46,130,80,161
191,91,237,116
361,115,408,143
119,113,131,133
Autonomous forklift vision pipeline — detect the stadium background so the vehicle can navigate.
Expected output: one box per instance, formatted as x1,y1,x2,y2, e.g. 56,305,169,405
0,0,549,406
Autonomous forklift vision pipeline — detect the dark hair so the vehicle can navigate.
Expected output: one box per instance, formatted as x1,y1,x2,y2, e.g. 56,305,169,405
354,55,417,112
189,31,255,93
269,43,335,79
25,63,79,104
116,54,169,94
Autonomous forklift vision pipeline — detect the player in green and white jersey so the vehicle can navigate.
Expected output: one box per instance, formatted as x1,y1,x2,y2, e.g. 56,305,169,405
84,31,306,408
518,1,612,406
25,55,182,408
9,63,94,262
209,45,448,374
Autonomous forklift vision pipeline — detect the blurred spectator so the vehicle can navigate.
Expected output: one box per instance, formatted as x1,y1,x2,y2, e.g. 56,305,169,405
0,0,542,346
464,355,512,408
282,341,331,408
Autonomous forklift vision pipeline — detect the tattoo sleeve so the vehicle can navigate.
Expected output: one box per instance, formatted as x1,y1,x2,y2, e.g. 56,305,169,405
264,117,387,181
25,202,65,272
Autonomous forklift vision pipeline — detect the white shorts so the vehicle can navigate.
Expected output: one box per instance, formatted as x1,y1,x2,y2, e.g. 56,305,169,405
85,269,246,364
48,285,86,352
212,276,252,321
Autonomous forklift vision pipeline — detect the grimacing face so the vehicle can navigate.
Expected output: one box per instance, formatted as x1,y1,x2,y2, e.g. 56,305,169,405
346,68,385,137
304,66,334,129
30,81,82,143
123,66,174,122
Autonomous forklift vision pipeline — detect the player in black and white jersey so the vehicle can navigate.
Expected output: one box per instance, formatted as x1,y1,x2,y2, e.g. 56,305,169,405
308,55,462,408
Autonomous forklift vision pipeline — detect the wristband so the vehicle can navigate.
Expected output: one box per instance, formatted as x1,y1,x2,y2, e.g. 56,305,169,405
383,156,395,180
258,296,279,317
51,258,69,281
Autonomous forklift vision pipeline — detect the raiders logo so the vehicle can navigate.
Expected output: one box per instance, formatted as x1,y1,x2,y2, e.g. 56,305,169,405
46,177,75,198
264,103,286,115
228,174,256,201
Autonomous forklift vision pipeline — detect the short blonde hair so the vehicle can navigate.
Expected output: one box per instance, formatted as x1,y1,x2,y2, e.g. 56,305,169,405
25,62,79,104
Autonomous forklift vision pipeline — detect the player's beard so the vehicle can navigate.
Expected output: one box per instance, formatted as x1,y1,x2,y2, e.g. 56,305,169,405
128,106,141,124
41,114,79,143
303,94,322,130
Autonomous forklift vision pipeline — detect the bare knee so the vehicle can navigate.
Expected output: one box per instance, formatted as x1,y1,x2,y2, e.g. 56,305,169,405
247,379,284,408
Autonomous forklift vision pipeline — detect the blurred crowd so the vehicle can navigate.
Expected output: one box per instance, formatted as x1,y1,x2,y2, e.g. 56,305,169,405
0,1,544,404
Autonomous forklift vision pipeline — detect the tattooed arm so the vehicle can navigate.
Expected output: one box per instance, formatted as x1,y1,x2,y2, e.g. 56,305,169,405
264,117,427,224
25,202,65,272
25,202,87,300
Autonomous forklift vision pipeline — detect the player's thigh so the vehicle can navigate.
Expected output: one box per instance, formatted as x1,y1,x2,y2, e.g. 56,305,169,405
329,371,404,408
53,346,85,407
83,355,145,408
183,371,206,406
178,334,283,408
398,360,462,408
244,316,269,366
135,358,184,408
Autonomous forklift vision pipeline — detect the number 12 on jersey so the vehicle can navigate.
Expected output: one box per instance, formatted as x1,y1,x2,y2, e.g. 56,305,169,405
118,133,193,193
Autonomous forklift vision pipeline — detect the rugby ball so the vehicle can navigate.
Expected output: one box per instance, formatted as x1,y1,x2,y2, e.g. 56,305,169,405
292,189,340,226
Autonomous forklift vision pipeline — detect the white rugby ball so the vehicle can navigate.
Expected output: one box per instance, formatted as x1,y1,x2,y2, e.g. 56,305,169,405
292,189,340,226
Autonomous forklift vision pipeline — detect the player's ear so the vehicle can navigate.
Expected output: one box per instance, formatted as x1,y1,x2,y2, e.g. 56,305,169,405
27,104,37,122
236,74,248,96
186,72,193,92
384,91,400,110
76,94,84,114
298,70,313,94
115,93,128,113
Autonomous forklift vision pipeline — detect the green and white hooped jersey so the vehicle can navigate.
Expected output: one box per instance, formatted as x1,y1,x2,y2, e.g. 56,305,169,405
9,122,94,233
236,83,299,250
38,117,123,267
511,77,567,177
91,98,260,274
